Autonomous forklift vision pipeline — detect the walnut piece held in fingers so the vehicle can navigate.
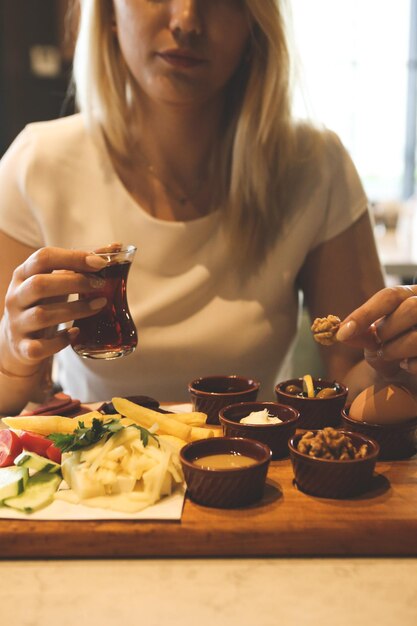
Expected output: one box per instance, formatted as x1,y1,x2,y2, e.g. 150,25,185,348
311,315,341,346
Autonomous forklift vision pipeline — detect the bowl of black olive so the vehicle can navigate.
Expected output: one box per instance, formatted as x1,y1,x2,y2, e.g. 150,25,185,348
274,375,348,430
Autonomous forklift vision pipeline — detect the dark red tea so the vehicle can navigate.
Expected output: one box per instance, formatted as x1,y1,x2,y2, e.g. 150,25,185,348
71,260,137,359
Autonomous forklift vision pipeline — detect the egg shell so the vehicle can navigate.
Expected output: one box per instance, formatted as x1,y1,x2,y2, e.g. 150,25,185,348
349,384,417,425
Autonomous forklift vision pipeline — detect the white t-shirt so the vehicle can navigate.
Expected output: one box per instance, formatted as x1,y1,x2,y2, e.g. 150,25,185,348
0,115,368,402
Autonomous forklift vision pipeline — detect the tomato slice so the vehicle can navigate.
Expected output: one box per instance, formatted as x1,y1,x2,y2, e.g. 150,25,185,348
0,430,23,467
19,431,51,457
46,443,62,464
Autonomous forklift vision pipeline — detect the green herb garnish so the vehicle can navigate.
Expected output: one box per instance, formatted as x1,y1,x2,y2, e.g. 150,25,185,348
47,418,158,452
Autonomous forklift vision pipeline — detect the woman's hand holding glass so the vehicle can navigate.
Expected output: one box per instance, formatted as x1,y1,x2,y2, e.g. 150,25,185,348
0,246,108,376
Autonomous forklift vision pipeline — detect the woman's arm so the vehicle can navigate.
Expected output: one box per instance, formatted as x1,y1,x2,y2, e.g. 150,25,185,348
297,211,386,399
0,230,108,414
0,231,50,413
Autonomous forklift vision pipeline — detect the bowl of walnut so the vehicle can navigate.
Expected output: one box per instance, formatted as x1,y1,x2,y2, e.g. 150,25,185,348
288,427,380,498
275,375,348,429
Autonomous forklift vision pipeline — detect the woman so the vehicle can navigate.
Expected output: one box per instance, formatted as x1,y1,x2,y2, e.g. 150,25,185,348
0,0,415,414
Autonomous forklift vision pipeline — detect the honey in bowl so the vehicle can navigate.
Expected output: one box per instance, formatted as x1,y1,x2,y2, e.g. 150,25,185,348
193,453,257,470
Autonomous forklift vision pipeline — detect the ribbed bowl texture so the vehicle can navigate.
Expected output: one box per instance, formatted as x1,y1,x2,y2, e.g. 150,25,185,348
180,437,271,508
288,430,379,499
275,378,348,429
189,375,260,425
341,406,417,460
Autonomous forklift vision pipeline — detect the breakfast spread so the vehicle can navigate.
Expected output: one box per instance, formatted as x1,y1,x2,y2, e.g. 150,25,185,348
239,409,282,425
0,374,415,517
297,428,368,460
311,315,341,345
349,383,417,424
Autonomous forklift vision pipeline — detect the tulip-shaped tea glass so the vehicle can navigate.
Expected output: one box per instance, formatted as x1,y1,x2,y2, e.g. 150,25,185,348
71,245,137,359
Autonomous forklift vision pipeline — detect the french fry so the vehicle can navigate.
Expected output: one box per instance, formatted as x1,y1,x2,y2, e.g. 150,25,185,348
158,433,187,452
1,411,112,436
75,412,120,428
119,417,136,428
189,426,216,441
2,415,71,435
112,397,191,441
169,412,207,426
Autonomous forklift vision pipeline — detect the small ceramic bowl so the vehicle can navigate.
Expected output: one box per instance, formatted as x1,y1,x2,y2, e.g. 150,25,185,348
219,401,300,459
275,378,348,429
188,375,261,425
341,406,417,460
288,430,380,499
180,436,271,508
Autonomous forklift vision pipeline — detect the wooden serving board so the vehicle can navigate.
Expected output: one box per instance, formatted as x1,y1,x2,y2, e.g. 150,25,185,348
1,455,417,558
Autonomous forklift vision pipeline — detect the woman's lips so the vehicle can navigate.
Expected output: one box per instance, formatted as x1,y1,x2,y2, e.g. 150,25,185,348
157,50,207,69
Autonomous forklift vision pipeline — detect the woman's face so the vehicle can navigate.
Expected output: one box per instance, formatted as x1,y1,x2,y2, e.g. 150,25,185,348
112,0,251,107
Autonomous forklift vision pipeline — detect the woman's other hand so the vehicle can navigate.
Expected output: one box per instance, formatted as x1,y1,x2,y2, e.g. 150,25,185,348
336,285,417,378
0,245,108,376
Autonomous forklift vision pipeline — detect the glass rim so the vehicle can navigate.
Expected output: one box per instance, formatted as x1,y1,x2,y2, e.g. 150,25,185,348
73,244,137,256
91,244,137,257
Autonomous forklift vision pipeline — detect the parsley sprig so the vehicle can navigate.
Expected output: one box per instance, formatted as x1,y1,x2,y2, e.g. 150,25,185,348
47,418,158,452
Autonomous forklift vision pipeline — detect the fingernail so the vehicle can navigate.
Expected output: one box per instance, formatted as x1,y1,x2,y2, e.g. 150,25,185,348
89,276,106,288
86,254,107,269
336,320,358,341
89,297,107,310
67,326,79,339
400,359,410,371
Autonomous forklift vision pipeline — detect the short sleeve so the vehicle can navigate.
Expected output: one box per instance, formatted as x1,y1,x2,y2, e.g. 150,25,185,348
0,127,45,248
310,130,369,250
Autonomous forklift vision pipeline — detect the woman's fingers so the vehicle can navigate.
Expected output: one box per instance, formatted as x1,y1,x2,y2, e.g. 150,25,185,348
14,246,108,282
374,295,417,343
399,358,417,374
336,286,417,346
377,327,417,361
14,271,106,309
336,285,417,376
17,327,80,362
16,296,107,335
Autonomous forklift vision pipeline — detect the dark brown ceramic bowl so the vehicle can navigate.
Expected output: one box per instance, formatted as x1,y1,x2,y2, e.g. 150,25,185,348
219,402,299,459
341,406,417,460
188,375,261,425
288,430,379,499
275,378,348,429
180,436,271,508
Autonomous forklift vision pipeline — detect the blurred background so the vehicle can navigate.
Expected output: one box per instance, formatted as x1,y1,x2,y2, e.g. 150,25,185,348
291,0,417,289
0,0,76,155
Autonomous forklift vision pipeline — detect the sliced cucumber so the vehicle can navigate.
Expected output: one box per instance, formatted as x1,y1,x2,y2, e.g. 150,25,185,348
0,466,29,501
14,450,61,473
4,472,61,513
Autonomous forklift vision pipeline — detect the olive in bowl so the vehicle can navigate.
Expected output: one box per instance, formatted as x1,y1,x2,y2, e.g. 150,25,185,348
180,437,271,508
219,401,299,459
275,376,348,429
288,428,380,498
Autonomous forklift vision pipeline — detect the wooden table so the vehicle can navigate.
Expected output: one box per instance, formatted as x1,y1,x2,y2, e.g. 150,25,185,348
2,454,416,559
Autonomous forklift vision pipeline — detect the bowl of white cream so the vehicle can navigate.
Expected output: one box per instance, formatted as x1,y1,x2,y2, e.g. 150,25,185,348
219,402,300,459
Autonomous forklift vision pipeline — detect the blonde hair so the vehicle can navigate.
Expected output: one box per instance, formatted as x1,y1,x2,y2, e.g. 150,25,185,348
73,0,319,266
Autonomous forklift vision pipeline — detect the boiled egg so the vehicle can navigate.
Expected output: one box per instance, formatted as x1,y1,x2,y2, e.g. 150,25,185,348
349,383,417,425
